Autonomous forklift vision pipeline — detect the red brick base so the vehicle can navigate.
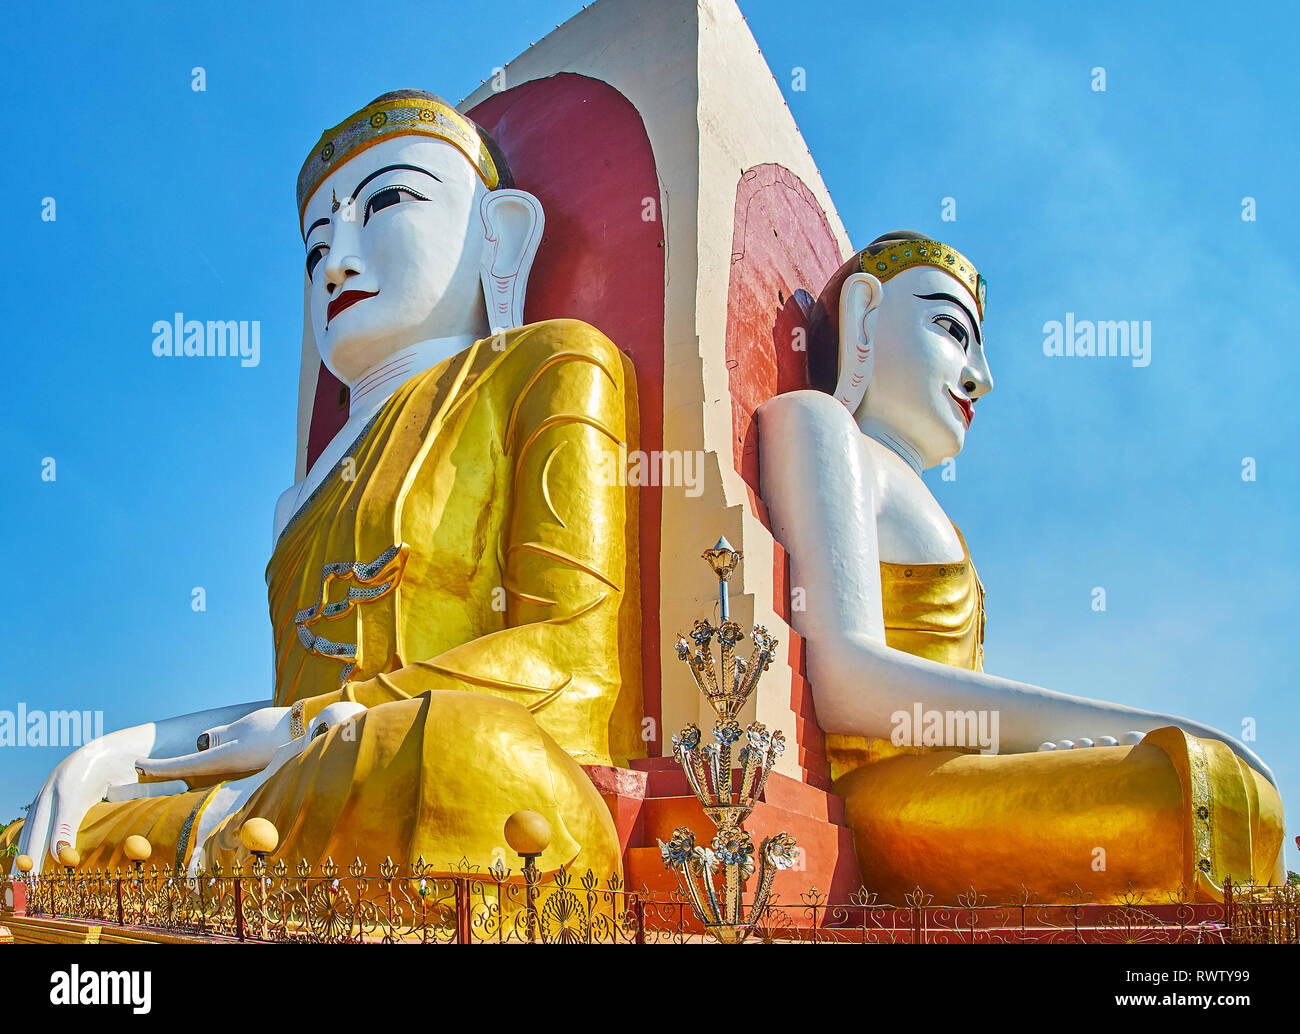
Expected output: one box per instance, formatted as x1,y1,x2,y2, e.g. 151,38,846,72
583,758,860,906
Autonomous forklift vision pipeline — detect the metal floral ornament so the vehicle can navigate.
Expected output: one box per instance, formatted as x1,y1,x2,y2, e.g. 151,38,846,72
673,719,785,827
661,538,797,943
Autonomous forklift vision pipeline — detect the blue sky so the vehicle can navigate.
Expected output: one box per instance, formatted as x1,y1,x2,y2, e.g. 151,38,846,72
1,0,1295,874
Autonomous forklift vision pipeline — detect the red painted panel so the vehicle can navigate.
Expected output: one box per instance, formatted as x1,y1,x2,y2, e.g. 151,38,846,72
303,74,666,748
724,163,845,788
306,363,349,472
724,163,845,522
469,75,665,745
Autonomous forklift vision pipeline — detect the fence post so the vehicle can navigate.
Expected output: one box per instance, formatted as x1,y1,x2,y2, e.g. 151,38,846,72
634,893,645,945
454,877,471,944
524,859,539,944
234,876,245,942
115,875,124,926
257,867,268,941
1223,876,1233,944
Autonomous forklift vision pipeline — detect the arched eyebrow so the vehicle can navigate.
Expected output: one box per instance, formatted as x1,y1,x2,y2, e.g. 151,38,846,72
914,292,982,346
304,217,329,242
302,164,444,242
349,163,442,202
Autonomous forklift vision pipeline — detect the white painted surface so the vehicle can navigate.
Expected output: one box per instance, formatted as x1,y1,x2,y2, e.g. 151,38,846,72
757,271,1274,787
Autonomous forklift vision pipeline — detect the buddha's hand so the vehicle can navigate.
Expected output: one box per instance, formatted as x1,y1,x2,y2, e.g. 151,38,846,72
183,702,366,878
1038,733,1143,751
16,701,265,875
133,705,299,784
1037,717,1274,788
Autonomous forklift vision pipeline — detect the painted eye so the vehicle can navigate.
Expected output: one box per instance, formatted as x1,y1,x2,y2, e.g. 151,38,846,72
306,243,328,281
934,314,969,350
363,185,427,224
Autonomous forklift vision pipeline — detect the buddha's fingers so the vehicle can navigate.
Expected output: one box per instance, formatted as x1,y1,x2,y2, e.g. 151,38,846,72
1037,732,1139,751
135,741,248,781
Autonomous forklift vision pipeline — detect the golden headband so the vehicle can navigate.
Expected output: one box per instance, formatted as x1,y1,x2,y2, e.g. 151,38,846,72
859,238,986,320
297,94,500,223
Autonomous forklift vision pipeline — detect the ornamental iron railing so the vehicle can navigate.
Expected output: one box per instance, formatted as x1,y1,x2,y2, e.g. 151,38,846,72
6,861,1295,944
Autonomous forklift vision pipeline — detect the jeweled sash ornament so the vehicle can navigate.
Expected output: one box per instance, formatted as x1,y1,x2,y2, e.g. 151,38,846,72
294,544,408,682
660,537,797,944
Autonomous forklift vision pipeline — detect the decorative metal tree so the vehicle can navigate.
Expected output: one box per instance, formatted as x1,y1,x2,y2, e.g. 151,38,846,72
660,537,798,943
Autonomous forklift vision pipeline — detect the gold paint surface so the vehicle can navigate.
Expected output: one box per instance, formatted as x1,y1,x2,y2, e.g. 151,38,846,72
825,527,984,782
56,321,640,876
204,692,621,876
829,527,1284,903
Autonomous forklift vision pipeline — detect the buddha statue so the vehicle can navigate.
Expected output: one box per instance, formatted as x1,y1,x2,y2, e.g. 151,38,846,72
14,90,642,879
757,232,1285,903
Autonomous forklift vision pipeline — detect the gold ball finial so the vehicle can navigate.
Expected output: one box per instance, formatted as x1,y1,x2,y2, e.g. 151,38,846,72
504,810,552,857
123,835,152,863
240,818,279,856
57,846,81,869
15,854,34,874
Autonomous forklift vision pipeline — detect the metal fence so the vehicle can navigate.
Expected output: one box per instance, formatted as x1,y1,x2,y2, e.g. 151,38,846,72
8,859,1297,944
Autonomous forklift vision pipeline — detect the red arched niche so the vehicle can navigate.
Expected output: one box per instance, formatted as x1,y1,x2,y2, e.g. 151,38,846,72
306,74,665,741
304,75,666,745
305,75,665,746
725,163,845,790
468,74,665,744
725,164,845,527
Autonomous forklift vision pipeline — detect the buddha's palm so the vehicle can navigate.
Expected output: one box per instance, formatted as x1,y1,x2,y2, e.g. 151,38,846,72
182,701,367,877
132,705,296,783
18,700,272,874
1042,707,1274,786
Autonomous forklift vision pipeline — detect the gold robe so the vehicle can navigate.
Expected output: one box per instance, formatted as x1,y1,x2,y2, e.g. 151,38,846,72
51,320,642,878
827,530,1285,904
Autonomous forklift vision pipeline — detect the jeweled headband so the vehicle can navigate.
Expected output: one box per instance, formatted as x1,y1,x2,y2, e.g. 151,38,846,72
296,92,500,222
861,238,987,320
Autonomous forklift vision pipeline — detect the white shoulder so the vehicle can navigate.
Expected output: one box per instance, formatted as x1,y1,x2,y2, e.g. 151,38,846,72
757,388,854,431
755,389,887,649
272,482,303,546
757,390,880,499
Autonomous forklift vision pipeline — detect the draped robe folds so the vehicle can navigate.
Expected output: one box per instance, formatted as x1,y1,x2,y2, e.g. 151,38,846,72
826,531,1286,904
35,320,642,878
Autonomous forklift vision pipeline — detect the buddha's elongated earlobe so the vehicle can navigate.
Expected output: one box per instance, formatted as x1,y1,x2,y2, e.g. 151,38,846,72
833,271,882,416
479,189,545,332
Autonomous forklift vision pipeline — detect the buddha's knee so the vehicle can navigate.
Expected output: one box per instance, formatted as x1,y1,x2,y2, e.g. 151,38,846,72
209,692,618,876
837,744,1191,903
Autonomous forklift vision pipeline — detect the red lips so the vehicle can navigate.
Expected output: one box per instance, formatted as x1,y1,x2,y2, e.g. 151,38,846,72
327,288,379,325
947,388,974,427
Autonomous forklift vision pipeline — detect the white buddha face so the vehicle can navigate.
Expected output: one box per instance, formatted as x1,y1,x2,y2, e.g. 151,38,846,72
300,135,492,383
849,265,992,467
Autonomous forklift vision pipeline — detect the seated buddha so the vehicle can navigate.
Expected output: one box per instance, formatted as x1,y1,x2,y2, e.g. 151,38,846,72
757,232,1284,904
13,90,642,880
